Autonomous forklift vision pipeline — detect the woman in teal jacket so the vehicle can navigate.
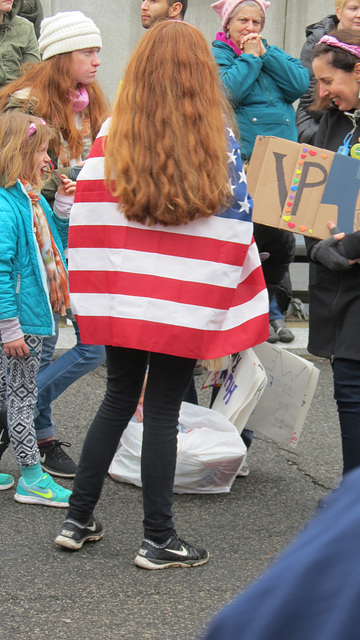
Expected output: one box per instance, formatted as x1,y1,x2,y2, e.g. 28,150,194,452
211,0,309,459
211,0,309,162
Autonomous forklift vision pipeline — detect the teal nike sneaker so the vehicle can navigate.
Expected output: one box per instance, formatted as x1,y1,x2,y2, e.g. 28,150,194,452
0,472,14,491
14,473,71,507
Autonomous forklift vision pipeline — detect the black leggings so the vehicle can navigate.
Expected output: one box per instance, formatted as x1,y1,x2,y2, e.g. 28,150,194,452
68,346,196,542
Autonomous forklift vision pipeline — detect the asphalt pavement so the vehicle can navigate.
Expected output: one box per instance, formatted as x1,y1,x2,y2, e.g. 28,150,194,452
0,328,342,640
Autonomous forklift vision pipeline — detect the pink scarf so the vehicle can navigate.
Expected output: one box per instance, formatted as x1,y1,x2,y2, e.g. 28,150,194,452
215,31,243,56
69,85,89,112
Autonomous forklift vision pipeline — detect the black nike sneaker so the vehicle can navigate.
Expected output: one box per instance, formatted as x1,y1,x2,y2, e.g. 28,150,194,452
39,440,77,478
134,531,209,570
55,517,104,550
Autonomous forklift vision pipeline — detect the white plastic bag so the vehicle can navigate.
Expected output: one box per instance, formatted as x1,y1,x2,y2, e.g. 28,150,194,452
109,402,246,494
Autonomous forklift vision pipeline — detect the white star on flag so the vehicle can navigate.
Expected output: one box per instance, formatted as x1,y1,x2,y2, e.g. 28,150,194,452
229,180,236,196
238,197,250,215
227,149,237,165
226,127,236,140
238,167,246,184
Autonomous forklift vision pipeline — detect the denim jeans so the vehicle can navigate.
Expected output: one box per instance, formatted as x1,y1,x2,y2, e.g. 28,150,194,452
269,296,283,322
35,314,106,440
68,346,196,542
332,358,360,475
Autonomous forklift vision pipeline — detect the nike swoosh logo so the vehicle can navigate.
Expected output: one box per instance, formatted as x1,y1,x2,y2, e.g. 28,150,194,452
0,428,5,446
87,522,97,532
164,545,188,557
40,454,46,463
29,488,53,499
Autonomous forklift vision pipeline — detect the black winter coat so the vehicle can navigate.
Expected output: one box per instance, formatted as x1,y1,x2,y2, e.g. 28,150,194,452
296,15,338,145
306,109,360,360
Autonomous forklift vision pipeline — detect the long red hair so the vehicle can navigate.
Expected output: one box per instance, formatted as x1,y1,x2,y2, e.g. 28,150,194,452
104,21,236,226
0,55,109,159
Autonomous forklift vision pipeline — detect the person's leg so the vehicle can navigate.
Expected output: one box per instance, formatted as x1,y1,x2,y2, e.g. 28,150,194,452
141,352,196,542
65,346,149,524
35,317,106,477
0,336,71,505
269,296,283,321
33,312,60,442
4,336,42,469
332,358,360,475
183,374,198,405
269,294,295,344
134,353,209,570
0,343,12,489
35,318,106,441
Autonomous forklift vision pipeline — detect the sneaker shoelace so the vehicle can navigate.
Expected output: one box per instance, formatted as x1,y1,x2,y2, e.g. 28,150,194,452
46,440,72,461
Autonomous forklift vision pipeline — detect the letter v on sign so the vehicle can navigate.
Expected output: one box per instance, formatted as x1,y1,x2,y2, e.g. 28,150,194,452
273,151,329,218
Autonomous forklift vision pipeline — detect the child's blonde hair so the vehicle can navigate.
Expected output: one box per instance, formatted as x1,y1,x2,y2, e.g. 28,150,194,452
0,112,57,189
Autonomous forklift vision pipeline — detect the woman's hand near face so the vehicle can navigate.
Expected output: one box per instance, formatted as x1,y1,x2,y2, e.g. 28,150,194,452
241,33,265,57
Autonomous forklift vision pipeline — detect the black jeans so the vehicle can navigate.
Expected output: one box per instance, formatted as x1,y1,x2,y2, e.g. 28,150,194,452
68,346,196,542
332,358,360,476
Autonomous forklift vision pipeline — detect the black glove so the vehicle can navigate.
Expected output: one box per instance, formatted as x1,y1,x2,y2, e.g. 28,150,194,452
335,231,360,260
309,234,351,270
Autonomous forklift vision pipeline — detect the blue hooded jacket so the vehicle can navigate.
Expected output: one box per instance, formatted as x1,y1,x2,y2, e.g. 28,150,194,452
0,180,68,337
211,38,309,161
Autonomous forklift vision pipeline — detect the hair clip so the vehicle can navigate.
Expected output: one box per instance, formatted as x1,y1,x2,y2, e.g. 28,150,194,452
24,118,47,142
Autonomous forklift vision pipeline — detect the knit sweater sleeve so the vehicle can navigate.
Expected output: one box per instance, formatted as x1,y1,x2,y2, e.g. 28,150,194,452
0,317,23,343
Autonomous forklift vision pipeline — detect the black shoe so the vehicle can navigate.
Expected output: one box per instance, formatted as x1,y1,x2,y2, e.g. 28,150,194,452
0,410,10,459
55,517,104,550
39,440,77,478
134,532,209,570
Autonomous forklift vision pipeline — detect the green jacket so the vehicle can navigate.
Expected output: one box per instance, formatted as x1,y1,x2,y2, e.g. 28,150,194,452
0,3,40,89
16,0,44,39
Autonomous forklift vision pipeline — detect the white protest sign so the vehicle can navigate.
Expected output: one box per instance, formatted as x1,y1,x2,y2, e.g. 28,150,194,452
247,342,320,448
212,350,268,435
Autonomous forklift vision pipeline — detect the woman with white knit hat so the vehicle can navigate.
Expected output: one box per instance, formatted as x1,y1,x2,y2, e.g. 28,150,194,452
0,10,108,196
0,11,108,480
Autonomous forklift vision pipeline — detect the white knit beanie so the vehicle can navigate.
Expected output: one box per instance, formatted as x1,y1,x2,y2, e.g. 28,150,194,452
38,11,102,61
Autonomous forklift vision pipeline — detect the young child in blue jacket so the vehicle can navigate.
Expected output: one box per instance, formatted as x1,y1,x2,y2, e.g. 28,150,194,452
0,111,75,506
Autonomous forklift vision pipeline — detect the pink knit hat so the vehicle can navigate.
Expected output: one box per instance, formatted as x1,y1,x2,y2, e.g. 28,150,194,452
211,0,270,31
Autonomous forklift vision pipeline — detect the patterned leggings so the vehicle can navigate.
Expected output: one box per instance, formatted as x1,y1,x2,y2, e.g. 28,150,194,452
0,335,42,468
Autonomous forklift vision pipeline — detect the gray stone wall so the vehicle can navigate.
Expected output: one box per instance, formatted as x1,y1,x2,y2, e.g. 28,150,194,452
41,1,335,101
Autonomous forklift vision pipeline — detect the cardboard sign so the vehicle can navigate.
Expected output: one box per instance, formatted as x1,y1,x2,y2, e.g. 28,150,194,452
247,136,360,240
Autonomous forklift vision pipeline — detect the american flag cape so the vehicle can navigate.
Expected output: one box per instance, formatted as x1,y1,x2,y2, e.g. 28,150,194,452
68,119,269,359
